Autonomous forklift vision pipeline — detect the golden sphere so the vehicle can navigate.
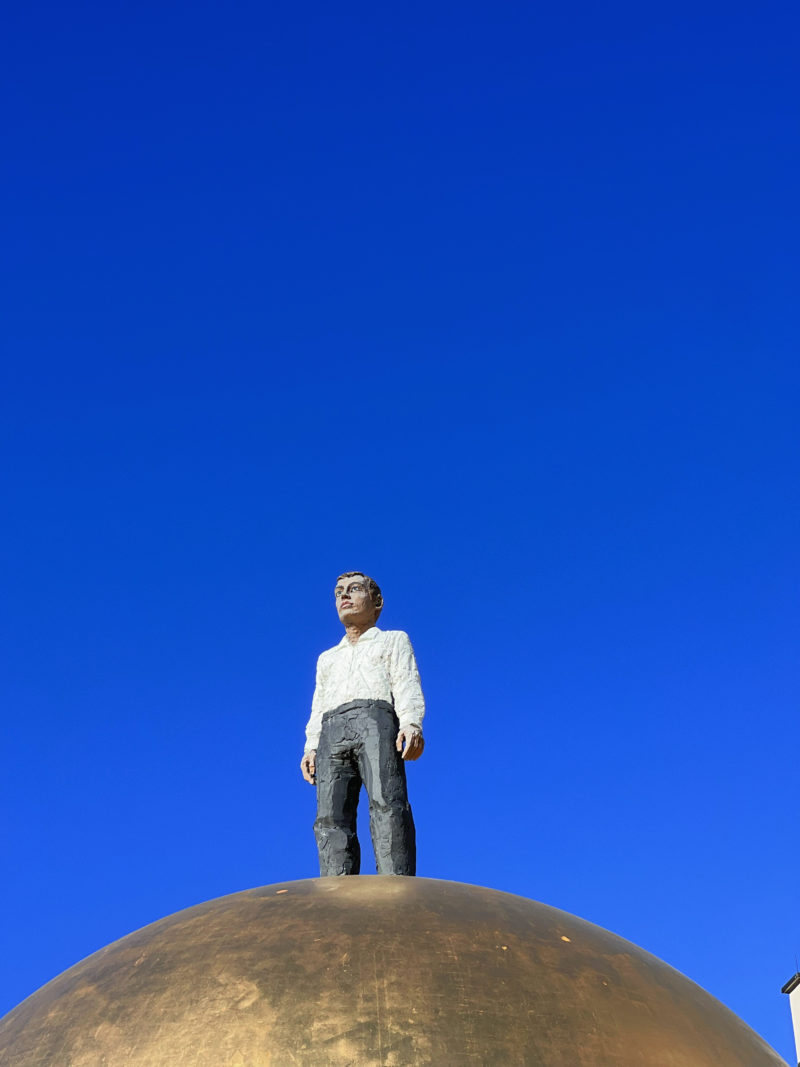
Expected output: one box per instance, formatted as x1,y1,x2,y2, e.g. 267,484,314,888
0,877,786,1066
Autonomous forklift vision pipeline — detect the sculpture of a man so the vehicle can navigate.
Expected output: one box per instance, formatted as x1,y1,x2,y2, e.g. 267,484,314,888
301,572,425,876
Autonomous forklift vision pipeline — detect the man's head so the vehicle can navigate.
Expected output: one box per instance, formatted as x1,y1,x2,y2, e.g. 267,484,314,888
334,571,383,629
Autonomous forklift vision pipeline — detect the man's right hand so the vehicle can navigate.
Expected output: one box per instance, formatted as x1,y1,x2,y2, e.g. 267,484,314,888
300,751,317,784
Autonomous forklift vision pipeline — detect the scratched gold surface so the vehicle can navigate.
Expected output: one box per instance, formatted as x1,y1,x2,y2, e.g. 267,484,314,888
0,877,787,1066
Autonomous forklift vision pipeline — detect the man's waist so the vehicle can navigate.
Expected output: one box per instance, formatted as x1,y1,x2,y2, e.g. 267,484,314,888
321,699,395,720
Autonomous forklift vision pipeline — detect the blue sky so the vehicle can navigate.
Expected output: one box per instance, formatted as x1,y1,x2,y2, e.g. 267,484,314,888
2,0,798,1058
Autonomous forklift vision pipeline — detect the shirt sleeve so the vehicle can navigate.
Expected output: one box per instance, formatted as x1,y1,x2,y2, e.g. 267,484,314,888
304,654,327,753
389,631,425,732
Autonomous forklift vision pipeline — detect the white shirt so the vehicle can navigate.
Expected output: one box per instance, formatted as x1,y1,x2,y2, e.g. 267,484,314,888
304,627,425,752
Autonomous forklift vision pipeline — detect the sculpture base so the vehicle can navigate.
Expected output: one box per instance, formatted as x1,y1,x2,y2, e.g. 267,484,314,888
0,876,787,1066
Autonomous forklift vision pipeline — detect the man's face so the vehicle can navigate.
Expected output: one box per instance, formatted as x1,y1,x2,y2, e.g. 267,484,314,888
334,575,378,628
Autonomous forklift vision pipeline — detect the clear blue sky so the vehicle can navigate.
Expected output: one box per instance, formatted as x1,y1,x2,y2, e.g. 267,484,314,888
2,0,798,1058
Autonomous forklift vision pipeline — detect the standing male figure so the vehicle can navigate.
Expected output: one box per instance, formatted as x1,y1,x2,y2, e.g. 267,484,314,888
301,572,425,876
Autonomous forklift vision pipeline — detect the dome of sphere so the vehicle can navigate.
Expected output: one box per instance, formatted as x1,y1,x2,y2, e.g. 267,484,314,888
0,876,786,1066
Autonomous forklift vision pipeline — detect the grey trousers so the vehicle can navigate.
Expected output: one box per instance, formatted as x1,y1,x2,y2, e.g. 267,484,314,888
313,699,416,876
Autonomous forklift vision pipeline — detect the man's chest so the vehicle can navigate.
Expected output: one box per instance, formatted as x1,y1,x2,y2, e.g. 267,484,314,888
323,641,392,688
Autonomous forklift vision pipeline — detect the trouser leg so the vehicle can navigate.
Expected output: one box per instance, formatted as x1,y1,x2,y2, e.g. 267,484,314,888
357,707,416,876
313,716,362,876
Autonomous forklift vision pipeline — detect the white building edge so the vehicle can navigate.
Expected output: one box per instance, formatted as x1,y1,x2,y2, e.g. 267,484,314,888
782,972,800,1067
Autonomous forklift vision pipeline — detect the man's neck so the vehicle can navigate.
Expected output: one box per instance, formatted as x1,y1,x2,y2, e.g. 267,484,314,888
343,622,374,644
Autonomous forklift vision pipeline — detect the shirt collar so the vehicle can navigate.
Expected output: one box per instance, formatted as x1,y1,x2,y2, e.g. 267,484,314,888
337,625,381,647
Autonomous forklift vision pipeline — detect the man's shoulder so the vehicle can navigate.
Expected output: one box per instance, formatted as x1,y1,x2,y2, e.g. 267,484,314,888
379,629,412,645
317,640,346,662
316,630,412,659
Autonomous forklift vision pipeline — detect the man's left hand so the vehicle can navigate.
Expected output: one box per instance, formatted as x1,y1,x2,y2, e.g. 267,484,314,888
396,728,424,761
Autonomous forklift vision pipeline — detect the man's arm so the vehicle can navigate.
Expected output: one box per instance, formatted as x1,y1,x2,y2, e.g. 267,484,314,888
300,655,326,784
389,632,426,761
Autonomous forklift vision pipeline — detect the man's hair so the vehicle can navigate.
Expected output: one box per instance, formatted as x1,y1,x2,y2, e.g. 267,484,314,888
337,571,383,617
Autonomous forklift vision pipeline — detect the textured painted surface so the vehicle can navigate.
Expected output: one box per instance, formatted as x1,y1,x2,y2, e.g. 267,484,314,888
314,702,415,875
305,627,425,752
0,877,788,1066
